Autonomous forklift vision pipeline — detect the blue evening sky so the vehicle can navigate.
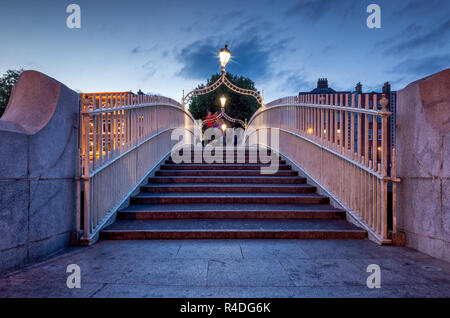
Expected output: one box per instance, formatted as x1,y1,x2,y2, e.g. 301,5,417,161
0,0,449,102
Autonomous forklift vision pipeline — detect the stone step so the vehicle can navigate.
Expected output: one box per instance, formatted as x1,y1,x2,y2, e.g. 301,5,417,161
148,176,307,184
99,147,367,242
130,192,329,205
165,159,287,165
160,164,292,170
155,170,299,176
170,152,280,158
175,149,275,155
118,203,345,220
100,219,367,240
141,183,316,193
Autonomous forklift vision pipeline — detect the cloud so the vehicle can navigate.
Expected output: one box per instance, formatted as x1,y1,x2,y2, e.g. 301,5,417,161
393,0,446,17
384,18,450,55
321,44,336,54
285,0,359,21
130,44,159,55
140,60,157,81
391,54,450,77
175,36,282,80
375,24,423,47
131,46,142,54
175,40,220,80
285,0,332,20
275,70,313,93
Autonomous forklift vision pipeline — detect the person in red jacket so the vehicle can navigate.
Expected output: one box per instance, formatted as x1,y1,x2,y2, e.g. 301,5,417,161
205,111,218,128
205,111,218,145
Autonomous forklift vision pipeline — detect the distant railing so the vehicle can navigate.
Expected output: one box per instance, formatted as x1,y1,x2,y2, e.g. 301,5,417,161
247,93,399,244
78,92,198,244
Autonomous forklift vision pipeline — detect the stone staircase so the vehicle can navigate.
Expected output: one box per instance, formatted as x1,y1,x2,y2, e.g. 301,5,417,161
100,148,367,240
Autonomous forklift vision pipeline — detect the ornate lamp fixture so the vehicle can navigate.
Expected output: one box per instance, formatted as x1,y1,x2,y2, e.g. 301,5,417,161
219,45,231,73
182,44,264,109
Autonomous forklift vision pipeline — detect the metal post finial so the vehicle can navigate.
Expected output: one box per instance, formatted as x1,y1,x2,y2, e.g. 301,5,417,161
380,93,389,112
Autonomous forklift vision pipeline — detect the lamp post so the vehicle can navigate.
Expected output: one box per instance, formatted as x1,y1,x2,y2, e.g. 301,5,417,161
219,45,231,73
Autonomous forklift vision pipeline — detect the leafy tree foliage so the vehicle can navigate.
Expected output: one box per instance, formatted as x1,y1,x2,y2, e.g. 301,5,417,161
0,69,23,117
188,73,260,126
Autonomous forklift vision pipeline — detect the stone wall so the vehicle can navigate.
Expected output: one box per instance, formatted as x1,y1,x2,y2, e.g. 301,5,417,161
0,71,79,272
396,69,450,262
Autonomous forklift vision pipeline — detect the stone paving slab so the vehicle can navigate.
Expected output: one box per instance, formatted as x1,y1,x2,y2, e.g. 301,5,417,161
0,239,449,298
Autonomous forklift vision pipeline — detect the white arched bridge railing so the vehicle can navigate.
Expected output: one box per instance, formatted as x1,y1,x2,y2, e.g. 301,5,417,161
246,93,399,244
78,92,199,244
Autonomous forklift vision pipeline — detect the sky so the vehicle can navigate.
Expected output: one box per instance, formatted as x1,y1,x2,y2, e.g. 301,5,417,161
0,0,449,102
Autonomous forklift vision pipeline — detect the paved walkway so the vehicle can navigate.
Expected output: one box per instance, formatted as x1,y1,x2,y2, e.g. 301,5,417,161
0,239,449,298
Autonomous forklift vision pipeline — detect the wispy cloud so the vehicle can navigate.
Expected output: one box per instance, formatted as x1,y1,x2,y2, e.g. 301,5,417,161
392,54,450,77
276,70,313,92
285,0,333,20
285,0,359,21
375,24,423,47
131,46,142,54
130,44,158,55
393,0,446,17
175,30,288,81
383,18,450,55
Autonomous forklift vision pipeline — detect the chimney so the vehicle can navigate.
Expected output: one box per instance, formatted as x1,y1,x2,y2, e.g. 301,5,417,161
382,82,391,95
317,78,328,89
355,82,362,94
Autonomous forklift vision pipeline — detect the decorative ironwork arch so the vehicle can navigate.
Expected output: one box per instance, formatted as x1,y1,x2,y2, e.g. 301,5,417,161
200,108,247,129
182,72,264,108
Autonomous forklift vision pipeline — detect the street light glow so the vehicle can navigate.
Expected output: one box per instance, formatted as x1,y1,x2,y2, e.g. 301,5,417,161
219,45,231,72
221,124,227,131
220,96,227,108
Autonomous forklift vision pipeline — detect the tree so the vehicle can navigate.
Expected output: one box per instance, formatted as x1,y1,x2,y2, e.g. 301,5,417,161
188,73,260,127
0,69,23,117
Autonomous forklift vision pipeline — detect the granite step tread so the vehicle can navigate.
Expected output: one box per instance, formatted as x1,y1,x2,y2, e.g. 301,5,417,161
133,192,326,198
155,170,299,176
118,204,345,220
141,183,316,193
160,164,292,170
165,160,287,164
103,219,364,231
130,192,329,205
100,219,367,240
148,176,307,184
121,203,343,212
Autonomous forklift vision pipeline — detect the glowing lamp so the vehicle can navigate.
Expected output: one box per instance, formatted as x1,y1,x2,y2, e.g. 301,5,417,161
220,96,227,108
219,45,231,73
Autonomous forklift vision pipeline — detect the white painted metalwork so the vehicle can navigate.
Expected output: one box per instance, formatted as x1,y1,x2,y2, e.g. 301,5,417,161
182,44,264,108
246,93,399,244
200,107,247,129
182,72,264,108
78,92,198,244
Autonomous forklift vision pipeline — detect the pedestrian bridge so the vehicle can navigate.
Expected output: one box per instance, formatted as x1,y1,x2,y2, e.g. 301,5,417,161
0,69,449,272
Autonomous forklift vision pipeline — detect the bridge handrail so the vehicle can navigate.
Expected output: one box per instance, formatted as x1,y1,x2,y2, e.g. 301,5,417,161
246,93,398,244
78,92,199,244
